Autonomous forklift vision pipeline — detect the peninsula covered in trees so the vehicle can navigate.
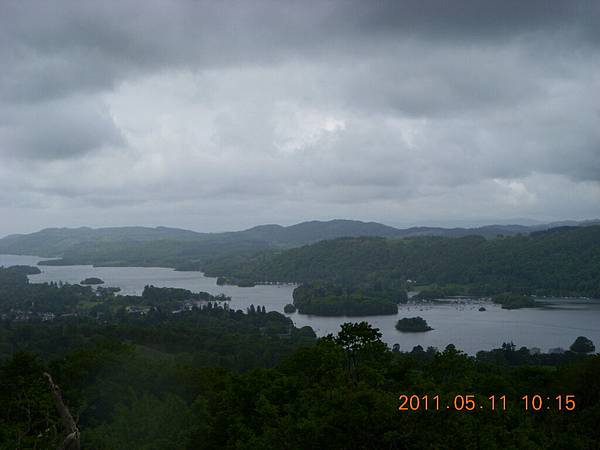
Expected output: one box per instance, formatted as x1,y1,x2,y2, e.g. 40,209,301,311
0,265,231,318
204,226,600,296
200,225,600,315
205,226,600,298
492,293,538,309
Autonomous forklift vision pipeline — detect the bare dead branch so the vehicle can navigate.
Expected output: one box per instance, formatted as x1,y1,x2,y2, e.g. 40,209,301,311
43,372,80,450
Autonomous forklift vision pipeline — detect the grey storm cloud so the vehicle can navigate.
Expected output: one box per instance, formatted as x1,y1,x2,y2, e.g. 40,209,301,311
1,0,598,100
0,0,598,235
0,97,123,159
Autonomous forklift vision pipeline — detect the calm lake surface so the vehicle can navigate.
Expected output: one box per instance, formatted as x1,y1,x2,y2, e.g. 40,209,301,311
2,253,600,354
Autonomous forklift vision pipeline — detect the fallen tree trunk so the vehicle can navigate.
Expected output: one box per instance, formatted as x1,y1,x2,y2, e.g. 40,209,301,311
43,372,80,450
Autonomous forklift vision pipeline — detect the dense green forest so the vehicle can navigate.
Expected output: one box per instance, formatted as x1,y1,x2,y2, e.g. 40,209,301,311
1,266,600,448
204,226,600,299
2,314,600,448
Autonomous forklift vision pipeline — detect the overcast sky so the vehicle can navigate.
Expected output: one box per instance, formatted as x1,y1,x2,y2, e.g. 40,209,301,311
0,0,599,236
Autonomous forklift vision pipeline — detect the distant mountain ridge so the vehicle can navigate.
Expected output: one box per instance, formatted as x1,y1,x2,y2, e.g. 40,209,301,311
0,226,209,257
0,219,600,267
234,220,403,245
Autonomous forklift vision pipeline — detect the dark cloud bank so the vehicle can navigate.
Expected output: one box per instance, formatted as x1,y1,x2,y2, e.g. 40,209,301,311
0,0,598,235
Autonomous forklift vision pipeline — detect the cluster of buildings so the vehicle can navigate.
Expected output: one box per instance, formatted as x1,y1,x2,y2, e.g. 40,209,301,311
1,310,62,322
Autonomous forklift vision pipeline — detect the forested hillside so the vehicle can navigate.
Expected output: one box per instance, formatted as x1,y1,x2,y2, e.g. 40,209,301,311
204,226,600,298
2,317,600,449
2,220,595,270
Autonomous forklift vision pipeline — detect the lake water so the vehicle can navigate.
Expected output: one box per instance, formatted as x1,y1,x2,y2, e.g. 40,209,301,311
2,253,600,354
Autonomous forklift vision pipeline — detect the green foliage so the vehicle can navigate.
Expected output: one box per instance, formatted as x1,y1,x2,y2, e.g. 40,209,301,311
2,318,600,449
492,293,537,309
0,276,94,315
0,353,61,449
333,322,384,352
206,226,600,299
0,265,37,287
292,283,401,316
84,393,196,450
395,316,433,332
0,277,231,318
141,285,230,305
570,336,595,354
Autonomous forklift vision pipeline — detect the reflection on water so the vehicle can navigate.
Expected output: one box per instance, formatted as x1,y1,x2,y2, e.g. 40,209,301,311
2,254,600,354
